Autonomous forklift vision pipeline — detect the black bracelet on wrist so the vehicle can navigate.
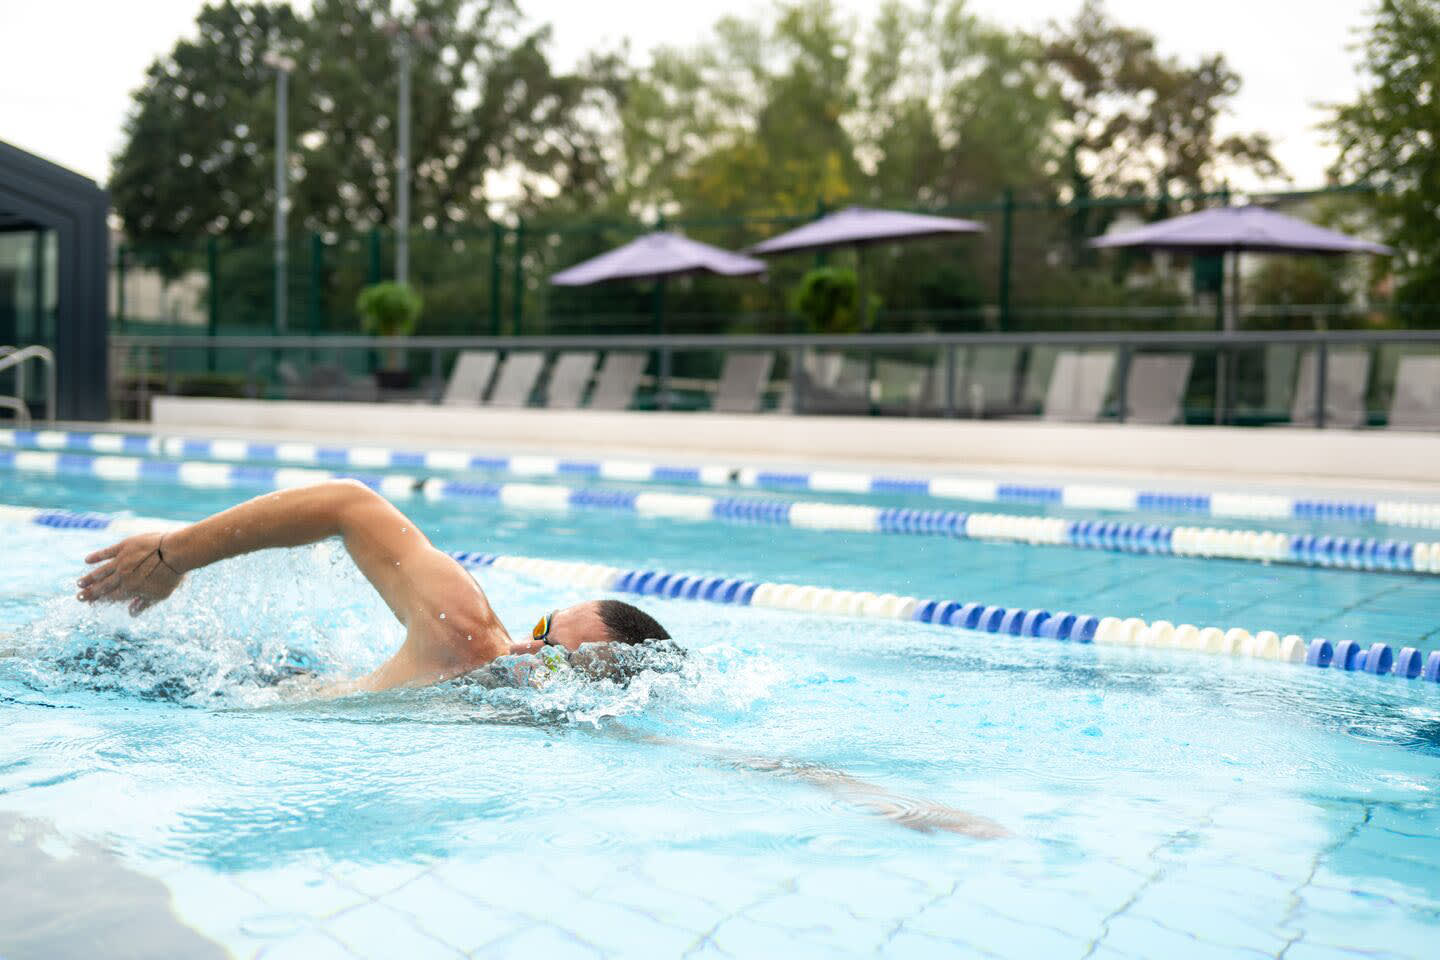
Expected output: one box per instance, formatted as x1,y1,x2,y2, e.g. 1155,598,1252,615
156,535,182,575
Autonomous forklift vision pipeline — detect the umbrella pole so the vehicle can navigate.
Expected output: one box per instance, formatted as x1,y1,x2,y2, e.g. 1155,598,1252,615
1215,248,1240,425
653,277,669,411
857,245,877,414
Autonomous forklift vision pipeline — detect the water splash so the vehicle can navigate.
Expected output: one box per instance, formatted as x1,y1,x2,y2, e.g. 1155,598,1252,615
2,542,784,723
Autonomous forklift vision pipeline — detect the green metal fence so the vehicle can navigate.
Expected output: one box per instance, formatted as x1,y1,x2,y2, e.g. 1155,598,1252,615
111,183,1403,352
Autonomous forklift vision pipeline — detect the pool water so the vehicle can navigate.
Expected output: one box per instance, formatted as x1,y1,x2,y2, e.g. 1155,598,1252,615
2,470,1439,959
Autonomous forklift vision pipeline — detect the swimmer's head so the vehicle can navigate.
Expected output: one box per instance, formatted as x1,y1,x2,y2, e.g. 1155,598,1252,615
526,600,670,654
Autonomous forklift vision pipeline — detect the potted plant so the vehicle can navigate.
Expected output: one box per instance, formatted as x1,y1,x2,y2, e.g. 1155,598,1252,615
356,281,423,389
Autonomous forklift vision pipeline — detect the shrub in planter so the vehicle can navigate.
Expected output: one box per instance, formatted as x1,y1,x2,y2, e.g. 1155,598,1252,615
356,282,423,386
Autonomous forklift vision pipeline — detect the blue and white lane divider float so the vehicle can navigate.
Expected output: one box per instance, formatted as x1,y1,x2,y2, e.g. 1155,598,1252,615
5,447,1440,577
5,502,1437,686
5,427,1440,532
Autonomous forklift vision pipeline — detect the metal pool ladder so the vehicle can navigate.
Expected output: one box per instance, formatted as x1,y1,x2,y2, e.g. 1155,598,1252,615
0,345,57,426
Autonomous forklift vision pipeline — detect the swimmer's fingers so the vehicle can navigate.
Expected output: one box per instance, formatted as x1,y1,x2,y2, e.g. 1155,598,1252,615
76,561,120,595
84,542,123,565
128,597,153,617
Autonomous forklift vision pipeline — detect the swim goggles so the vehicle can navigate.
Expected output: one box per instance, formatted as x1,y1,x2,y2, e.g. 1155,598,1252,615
532,610,560,646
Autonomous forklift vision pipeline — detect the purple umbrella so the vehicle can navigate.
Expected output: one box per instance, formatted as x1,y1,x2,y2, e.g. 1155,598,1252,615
749,206,984,255
1090,203,1392,332
1091,203,1393,424
1089,204,1393,257
551,231,766,285
749,207,985,332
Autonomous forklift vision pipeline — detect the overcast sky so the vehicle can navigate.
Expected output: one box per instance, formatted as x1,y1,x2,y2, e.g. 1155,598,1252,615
2,0,1374,190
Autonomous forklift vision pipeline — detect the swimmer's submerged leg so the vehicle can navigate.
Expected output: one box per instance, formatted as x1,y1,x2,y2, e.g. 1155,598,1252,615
604,729,1009,839
726,757,1011,838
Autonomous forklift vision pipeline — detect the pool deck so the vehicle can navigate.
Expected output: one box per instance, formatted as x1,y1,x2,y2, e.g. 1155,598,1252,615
118,396,1440,500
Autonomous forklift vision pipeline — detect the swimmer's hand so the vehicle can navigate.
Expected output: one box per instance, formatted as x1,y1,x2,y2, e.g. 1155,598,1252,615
77,533,184,616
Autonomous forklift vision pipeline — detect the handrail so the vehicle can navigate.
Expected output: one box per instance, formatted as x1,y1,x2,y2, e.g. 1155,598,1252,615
0,345,57,425
108,329,1440,426
110,329,1440,350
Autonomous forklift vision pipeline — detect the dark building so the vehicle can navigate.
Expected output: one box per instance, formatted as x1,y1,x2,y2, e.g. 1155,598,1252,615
0,140,109,420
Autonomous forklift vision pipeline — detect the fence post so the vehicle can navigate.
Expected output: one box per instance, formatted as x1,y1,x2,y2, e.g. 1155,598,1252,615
309,233,325,335
813,196,828,270
943,345,956,419
489,221,503,336
115,244,126,330
1115,346,1130,423
511,219,525,336
1315,340,1328,429
997,187,1014,331
368,228,383,285
206,236,219,373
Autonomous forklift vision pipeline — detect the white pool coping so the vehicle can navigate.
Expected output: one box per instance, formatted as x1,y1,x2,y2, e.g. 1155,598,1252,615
124,396,1440,499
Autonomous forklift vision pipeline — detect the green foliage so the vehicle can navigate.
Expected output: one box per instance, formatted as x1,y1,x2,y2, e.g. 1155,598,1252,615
1328,0,1440,311
1045,0,1280,199
110,0,623,251
356,282,423,338
788,266,878,333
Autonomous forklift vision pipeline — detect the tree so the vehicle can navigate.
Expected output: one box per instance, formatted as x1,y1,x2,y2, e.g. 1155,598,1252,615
110,0,622,253
1045,0,1281,201
1328,0,1440,311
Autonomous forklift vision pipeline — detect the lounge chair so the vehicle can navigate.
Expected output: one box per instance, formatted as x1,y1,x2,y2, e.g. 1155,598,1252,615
485,351,546,408
545,351,598,409
277,361,378,402
1290,349,1370,428
962,345,1022,417
1387,355,1440,430
1043,350,1116,422
587,352,647,411
712,352,776,414
874,359,930,415
794,350,869,415
1124,354,1193,425
1019,345,1063,414
1264,345,1299,421
441,351,498,406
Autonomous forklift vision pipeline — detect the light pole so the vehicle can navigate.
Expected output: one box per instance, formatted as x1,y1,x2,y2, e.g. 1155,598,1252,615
263,51,296,332
384,20,430,287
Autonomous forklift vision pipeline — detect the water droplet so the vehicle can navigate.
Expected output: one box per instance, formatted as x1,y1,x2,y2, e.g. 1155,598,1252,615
439,612,446,620
401,527,408,533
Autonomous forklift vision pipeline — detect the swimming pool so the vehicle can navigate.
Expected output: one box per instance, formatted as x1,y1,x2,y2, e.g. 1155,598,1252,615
2,449,1439,959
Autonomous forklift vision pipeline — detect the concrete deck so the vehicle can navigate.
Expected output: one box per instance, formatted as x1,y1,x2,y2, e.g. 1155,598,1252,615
134,396,1440,499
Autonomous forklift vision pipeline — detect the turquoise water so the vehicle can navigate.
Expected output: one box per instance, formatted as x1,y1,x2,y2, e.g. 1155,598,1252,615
2,470,1439,959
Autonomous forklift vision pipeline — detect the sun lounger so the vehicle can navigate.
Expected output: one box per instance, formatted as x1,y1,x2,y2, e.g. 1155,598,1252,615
874,359,929,415
485,351,546,408
441,351,498,406
278,361,378,402
545,351,598,409
712,352,776,414
1043,350,1116,422
587,352,647,410
1387,355,1440,430
1124,354,1193,425
794,350,869,415
963,345,1022,417
1290,349,1370,428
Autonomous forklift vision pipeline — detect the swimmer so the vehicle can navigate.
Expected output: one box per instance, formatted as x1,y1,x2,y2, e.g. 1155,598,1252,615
72,480,1007,839
74,479,669,694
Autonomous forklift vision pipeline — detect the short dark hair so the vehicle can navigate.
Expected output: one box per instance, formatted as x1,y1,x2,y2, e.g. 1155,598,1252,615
595,600,670,645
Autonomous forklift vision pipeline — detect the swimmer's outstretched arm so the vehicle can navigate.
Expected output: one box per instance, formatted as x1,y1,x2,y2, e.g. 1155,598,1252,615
76,480,510,690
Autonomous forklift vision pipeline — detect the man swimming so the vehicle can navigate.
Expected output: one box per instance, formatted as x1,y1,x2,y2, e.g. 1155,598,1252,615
75,479,665,693
73,478,1007,838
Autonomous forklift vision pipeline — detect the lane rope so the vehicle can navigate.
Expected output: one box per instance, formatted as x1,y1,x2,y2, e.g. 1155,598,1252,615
4,446,1440,578
5,427,1440,532
4,501,1437,686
